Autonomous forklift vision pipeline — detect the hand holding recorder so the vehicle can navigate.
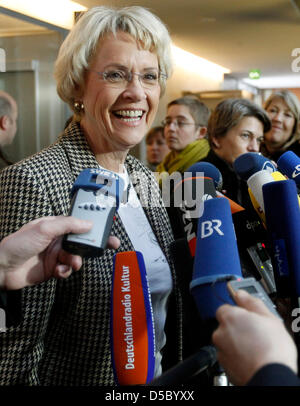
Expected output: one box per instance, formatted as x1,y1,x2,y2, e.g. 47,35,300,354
212,289,298,386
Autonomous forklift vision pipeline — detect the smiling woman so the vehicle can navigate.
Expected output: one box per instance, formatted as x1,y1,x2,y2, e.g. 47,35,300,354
0,6,183,386
260,90,300,161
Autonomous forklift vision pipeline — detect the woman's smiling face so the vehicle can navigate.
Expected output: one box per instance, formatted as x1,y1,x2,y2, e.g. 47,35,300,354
80,31,161,155
264,97,296,149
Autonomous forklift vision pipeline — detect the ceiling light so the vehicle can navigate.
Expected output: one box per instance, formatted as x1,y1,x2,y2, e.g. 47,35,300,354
171,45,230,81
242,75,300,89
0,0,87,29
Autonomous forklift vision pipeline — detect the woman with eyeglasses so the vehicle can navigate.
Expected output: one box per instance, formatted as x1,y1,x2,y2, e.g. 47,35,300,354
156,96,210,176
260,90,300,161
200,98,271,210
0,6,183,386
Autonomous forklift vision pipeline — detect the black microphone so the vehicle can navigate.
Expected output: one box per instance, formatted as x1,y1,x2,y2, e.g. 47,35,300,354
149,346,217,386
164,171,217,256
231,208,276,295
187,161,223,191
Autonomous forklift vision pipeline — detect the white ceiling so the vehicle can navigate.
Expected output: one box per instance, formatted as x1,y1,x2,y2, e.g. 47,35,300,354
77,0,300,80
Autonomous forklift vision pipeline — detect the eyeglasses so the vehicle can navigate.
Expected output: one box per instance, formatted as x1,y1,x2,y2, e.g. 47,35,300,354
91,68,167,89
161,118,200,129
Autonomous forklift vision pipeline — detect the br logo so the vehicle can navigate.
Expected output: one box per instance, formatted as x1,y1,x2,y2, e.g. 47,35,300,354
200,220,224,238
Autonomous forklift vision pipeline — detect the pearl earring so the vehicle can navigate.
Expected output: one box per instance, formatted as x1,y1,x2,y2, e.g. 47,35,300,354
74,101,84,113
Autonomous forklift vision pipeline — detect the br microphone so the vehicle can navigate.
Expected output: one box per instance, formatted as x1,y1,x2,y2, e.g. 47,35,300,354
263,180,300,301
190,198,243,320
111,251,155,385
63,168,124,257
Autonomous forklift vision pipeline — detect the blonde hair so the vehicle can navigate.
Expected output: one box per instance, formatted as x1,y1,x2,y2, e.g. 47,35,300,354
264,90,300,149
55,6,172,115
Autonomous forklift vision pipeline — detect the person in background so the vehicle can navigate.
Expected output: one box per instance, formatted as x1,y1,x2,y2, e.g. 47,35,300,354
145,126,170,171
212,289,299,386
201,98,271,210
0,6,183,386
157,96,210,176
0,90,17,167
260,90,300,161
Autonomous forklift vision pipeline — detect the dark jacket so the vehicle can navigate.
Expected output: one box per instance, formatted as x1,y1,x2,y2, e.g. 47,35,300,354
199,150,253,211
260,139,300,162
247,363,300,386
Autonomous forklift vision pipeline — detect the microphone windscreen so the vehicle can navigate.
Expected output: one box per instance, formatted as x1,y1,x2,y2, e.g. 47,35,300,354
168,176,217,254
190,198,242,320
277,151,300,187
187,162,223,191
263,180,300,297
111,251,155,385
247,169,274,213
234,152,276,181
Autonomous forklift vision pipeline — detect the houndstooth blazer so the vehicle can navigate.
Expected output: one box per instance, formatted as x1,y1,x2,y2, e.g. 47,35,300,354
0,122,183,385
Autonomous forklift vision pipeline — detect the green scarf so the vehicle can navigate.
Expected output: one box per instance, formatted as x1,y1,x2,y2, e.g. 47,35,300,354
156,139,210,175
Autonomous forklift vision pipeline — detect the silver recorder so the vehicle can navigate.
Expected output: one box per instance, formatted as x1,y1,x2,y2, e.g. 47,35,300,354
63,168,124,257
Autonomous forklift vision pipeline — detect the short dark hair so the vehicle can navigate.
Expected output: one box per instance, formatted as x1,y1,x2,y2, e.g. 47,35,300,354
145,126,164,144
167,96,210,127
207,98,271,146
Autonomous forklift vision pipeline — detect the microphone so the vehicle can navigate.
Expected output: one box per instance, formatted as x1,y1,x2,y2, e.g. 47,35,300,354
186,161,245,213
165,171,217,256
187,162,223,191
263,180,300,301
246,169,287,224
216,191,245,213
247,169,275,220
277,150,300,189
149,345,217,385
233,152,277,181
63,168,124,257
231,208,276,295
111,251,155,385
190,161,275,292
190,198,243,320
